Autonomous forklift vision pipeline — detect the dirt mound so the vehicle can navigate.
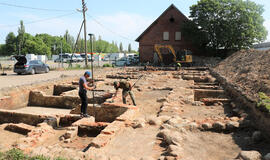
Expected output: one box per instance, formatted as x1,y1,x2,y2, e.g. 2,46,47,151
213,49,270,101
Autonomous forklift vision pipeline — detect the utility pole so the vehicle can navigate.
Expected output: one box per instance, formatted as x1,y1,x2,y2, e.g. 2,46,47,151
89,33,95,118
82,0,88,67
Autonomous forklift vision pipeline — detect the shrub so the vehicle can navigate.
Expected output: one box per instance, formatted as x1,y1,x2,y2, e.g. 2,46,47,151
257,92,270,113
3,148,26,160
29,155,50,160
103,63,112,67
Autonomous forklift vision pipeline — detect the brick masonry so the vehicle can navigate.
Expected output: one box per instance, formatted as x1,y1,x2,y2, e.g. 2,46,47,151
136,4,196,63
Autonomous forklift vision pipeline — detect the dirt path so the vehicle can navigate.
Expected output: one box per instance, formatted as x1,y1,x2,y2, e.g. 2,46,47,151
0,68,114,90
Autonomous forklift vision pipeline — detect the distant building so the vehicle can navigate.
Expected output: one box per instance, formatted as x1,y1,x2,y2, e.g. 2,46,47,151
136,4,195,63
253,42,270,51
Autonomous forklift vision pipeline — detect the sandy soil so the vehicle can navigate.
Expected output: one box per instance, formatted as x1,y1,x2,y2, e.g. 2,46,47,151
0,124,26,152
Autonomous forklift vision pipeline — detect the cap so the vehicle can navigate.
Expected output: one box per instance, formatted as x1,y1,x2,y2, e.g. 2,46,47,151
113,81,118,88
84,71,91,77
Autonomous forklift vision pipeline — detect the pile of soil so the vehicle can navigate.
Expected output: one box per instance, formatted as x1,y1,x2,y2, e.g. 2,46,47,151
213,49,270,101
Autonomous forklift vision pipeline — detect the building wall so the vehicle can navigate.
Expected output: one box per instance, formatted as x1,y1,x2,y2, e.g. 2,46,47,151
138,7,195,63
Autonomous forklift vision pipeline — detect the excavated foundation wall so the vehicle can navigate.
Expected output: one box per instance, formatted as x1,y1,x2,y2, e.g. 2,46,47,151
0,77,78,110
210,69,270,138
0,111,49,125
0,85,53,110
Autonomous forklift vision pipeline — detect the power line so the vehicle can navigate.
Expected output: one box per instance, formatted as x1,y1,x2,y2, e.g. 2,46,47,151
0,2,74,12
86,13,135,42
0,12,78,28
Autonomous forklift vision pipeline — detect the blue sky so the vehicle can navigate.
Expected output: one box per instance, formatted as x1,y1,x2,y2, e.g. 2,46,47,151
0,0,269,50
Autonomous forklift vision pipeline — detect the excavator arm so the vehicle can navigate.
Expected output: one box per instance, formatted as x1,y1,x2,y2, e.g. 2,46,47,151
154,44,192,65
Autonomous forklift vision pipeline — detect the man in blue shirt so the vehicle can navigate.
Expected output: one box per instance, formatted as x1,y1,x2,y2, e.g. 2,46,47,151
79,71,95,117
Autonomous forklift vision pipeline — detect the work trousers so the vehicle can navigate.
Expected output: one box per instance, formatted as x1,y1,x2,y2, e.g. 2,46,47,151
122,90,136,106
79,91,88,114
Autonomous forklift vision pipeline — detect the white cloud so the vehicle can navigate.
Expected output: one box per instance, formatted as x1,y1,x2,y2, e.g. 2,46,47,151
264,19,270,41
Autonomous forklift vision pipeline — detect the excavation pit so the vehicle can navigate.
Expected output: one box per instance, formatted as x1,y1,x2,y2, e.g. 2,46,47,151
194,89,227,101
0,78,139,153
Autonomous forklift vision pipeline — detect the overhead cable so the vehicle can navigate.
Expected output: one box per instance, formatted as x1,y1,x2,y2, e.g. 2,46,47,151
86,13,135,42
0,2,74,12
0,12,78,28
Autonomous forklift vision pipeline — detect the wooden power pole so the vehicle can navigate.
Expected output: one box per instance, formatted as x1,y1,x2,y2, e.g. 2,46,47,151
82,0,88,67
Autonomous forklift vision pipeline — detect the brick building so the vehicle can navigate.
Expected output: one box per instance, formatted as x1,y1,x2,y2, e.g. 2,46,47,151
136,4,195,63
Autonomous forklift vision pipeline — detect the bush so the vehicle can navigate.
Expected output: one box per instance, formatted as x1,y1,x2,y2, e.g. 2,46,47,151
0,149,69,160
3,148,26,160
103,63,112,67
257,92,270,113
29,155,50,160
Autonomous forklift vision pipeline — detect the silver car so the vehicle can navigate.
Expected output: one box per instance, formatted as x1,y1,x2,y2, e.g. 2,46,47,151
14,56,50,75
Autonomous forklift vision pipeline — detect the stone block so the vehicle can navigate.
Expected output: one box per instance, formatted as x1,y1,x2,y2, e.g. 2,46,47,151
212,122,225,131
101,121,123,135
62,127,78,140
225,121,240,131
201,123,212,130
237,151,261,160
90,133,111,148
4,123,35,135
116,108,138,121
72,117,95,126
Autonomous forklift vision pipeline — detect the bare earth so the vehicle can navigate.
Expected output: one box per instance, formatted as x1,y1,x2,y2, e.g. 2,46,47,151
0,67,269,159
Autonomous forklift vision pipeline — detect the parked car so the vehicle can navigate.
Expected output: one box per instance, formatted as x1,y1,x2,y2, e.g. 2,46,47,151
112,57,131,66
54,54,72,63
80,54,94,62
73,54,84,62
14,56,50,75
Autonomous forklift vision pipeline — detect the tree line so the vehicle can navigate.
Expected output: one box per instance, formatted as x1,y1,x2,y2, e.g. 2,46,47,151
0,20,136,57
181,0,268,56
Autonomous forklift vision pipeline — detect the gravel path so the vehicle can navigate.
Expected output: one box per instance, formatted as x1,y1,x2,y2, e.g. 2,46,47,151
0,68,114,90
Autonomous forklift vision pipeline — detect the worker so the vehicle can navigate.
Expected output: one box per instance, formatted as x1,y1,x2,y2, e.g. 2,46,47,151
113,80,136,106
78,71,95,117
175,62,181,70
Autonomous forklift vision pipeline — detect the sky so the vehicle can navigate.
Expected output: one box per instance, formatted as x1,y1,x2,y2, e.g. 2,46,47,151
0,0,270,51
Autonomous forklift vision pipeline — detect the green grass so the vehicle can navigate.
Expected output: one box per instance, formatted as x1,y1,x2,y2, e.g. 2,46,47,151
0,149,69,160
257,92,270,113
66,64,92,70
102,63,113,67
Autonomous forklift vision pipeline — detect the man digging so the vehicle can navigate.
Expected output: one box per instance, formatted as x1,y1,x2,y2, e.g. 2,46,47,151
79,71,95,117
113,80,136,106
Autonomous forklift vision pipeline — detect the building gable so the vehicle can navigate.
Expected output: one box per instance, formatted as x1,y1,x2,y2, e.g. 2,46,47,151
135,4,188,42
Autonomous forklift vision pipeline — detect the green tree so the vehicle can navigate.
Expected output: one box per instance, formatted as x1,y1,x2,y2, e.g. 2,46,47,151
182,0,268,50
0,44,6,56
119,42,123,52
5,32,17,55
128,43,132,53
22,37,51,56
64,30,75,49
17,20,25,55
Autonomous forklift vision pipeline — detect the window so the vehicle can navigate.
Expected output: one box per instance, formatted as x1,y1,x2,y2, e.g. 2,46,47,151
163,32,169,41
175,32,181,41
29,60,38,64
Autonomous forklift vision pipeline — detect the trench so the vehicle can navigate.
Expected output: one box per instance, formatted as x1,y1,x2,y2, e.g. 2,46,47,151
0,79,135,152
184,67,270,156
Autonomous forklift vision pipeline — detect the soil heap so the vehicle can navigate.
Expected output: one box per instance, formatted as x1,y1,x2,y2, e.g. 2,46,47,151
213,49,270,101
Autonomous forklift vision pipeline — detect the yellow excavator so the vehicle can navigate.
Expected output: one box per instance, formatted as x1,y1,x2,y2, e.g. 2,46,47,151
154,44,192,66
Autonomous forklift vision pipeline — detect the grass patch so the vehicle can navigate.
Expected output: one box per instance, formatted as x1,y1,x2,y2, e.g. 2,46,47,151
66,64,92,70
0,148,69,160
257,92,270,113
102,63,113,67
